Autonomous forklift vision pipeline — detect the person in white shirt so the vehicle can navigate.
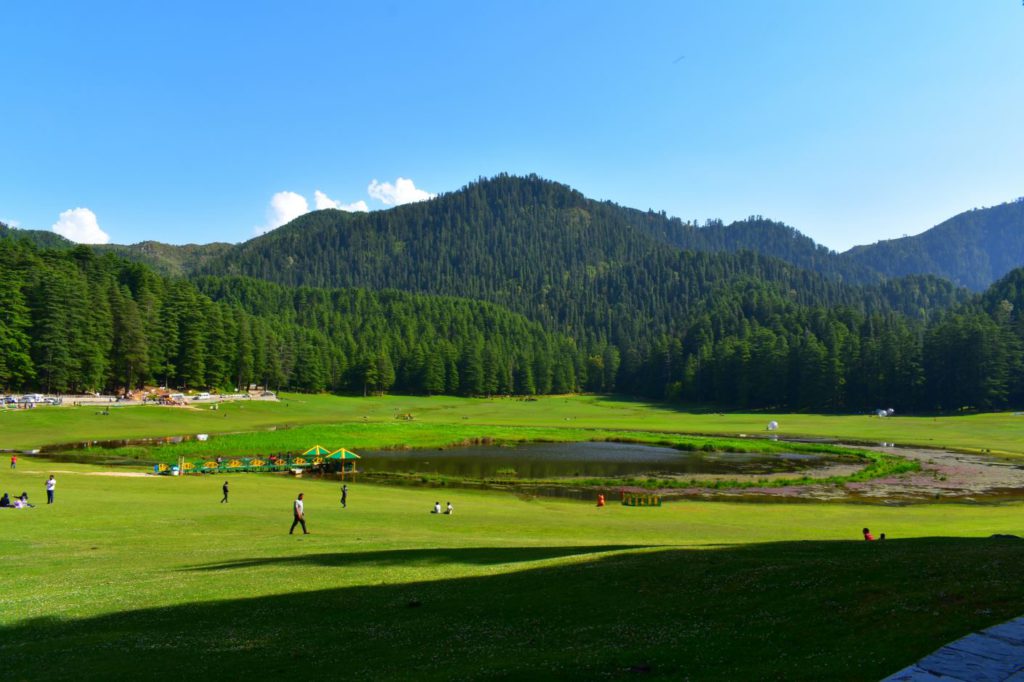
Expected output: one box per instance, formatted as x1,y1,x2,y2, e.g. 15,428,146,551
432,501,441,514
45,475,56,505
290,493,308,534
445,501,453,515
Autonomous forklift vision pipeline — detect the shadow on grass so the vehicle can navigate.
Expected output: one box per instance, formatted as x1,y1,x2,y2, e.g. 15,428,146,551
183,544,650,571
5,537,1024,680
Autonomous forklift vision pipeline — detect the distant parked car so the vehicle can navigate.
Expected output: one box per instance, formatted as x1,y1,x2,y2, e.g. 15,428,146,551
195,392,211,400
44,397,62,406
20,393,44,404
2,396,17,404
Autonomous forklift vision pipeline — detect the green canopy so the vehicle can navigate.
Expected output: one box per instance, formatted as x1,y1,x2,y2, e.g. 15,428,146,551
327,448,361,460
302,445,331,457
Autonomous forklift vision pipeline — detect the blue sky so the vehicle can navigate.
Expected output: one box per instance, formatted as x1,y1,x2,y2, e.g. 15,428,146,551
2,1,1022,250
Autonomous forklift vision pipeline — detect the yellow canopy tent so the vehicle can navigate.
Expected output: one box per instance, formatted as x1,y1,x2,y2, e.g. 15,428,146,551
327,448,361,478
292,444,332,468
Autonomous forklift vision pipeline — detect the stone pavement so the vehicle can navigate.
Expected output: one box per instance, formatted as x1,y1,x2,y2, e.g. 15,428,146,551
884,616,1024,681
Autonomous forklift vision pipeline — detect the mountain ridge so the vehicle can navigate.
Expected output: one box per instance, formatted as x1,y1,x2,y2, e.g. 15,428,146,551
842,197,1024,290
5,176,1023,290
5,182,1024,410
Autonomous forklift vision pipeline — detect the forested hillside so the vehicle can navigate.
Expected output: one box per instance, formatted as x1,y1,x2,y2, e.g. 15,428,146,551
843,198,1024,290
0,239,574,396
167,174,1017,411
197,175,967,343
636,214,881,284
97,241,233,277
6,177,1024,411
0,220,74,250
0,221,230,277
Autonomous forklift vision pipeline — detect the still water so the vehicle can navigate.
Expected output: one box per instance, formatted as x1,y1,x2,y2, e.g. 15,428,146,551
357,441,837,479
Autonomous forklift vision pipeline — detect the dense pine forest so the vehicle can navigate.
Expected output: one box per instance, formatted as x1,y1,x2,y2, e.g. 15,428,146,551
3,175,1024,411
0,239,574,396
195,175,970,343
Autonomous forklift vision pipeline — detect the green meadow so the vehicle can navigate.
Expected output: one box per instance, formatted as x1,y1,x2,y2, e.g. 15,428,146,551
4,393,1024,456
4,395,1024,679
1,459,1022,680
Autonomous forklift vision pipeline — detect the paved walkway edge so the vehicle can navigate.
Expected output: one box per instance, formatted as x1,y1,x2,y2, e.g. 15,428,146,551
883,616,1024,681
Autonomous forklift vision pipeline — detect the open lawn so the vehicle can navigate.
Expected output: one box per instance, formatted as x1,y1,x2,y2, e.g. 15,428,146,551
4,394,1024,457
2,459,1023,680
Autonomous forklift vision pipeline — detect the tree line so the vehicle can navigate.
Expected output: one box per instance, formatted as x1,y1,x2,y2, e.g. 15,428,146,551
0,240,578,396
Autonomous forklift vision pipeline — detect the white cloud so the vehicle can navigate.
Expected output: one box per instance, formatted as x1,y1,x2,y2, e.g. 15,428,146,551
367,177,436,206
255,178,435,235
51,208,110,244
314,190,369,212
255,191,309,235
1,218,20,228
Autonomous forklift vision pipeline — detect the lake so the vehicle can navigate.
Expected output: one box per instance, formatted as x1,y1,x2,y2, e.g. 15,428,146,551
356,441,839,479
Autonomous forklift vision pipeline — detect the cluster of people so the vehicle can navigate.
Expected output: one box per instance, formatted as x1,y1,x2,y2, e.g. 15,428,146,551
1,492,34,508
1,475,55,509
276,488,457,534
431,501,454,515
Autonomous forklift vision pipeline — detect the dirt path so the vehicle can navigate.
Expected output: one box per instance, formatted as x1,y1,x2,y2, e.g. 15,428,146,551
21,469,154,478
670,446,1024,502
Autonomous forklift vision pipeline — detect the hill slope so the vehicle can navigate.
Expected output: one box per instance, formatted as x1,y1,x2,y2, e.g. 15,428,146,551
0,221,75,249
0,237,575,395
843,199,1024,291
197,175,964,341
636,214,881,284
96,240,233,277
0,222,230,277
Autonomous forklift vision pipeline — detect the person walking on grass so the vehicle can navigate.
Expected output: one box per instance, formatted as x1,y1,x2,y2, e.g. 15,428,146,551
340,484,348,509
45,475,56,504
290,493,308,534
10,454,16,469
221,480,229,504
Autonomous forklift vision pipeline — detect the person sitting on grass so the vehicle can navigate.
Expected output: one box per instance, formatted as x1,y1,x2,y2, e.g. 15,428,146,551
432,501,441,514
19,492,35,508
0,493,11,507
862,527,875,541
445,501,453,515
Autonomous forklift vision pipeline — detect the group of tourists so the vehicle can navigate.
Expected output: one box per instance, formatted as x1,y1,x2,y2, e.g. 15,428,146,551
270,483,453,534
431,501,454,515
1,492,34,508
2,473,56,509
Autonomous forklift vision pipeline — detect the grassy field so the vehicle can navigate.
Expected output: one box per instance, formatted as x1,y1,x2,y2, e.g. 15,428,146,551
4,393,1023,677
1,458,1022,679
5,393,1024,456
